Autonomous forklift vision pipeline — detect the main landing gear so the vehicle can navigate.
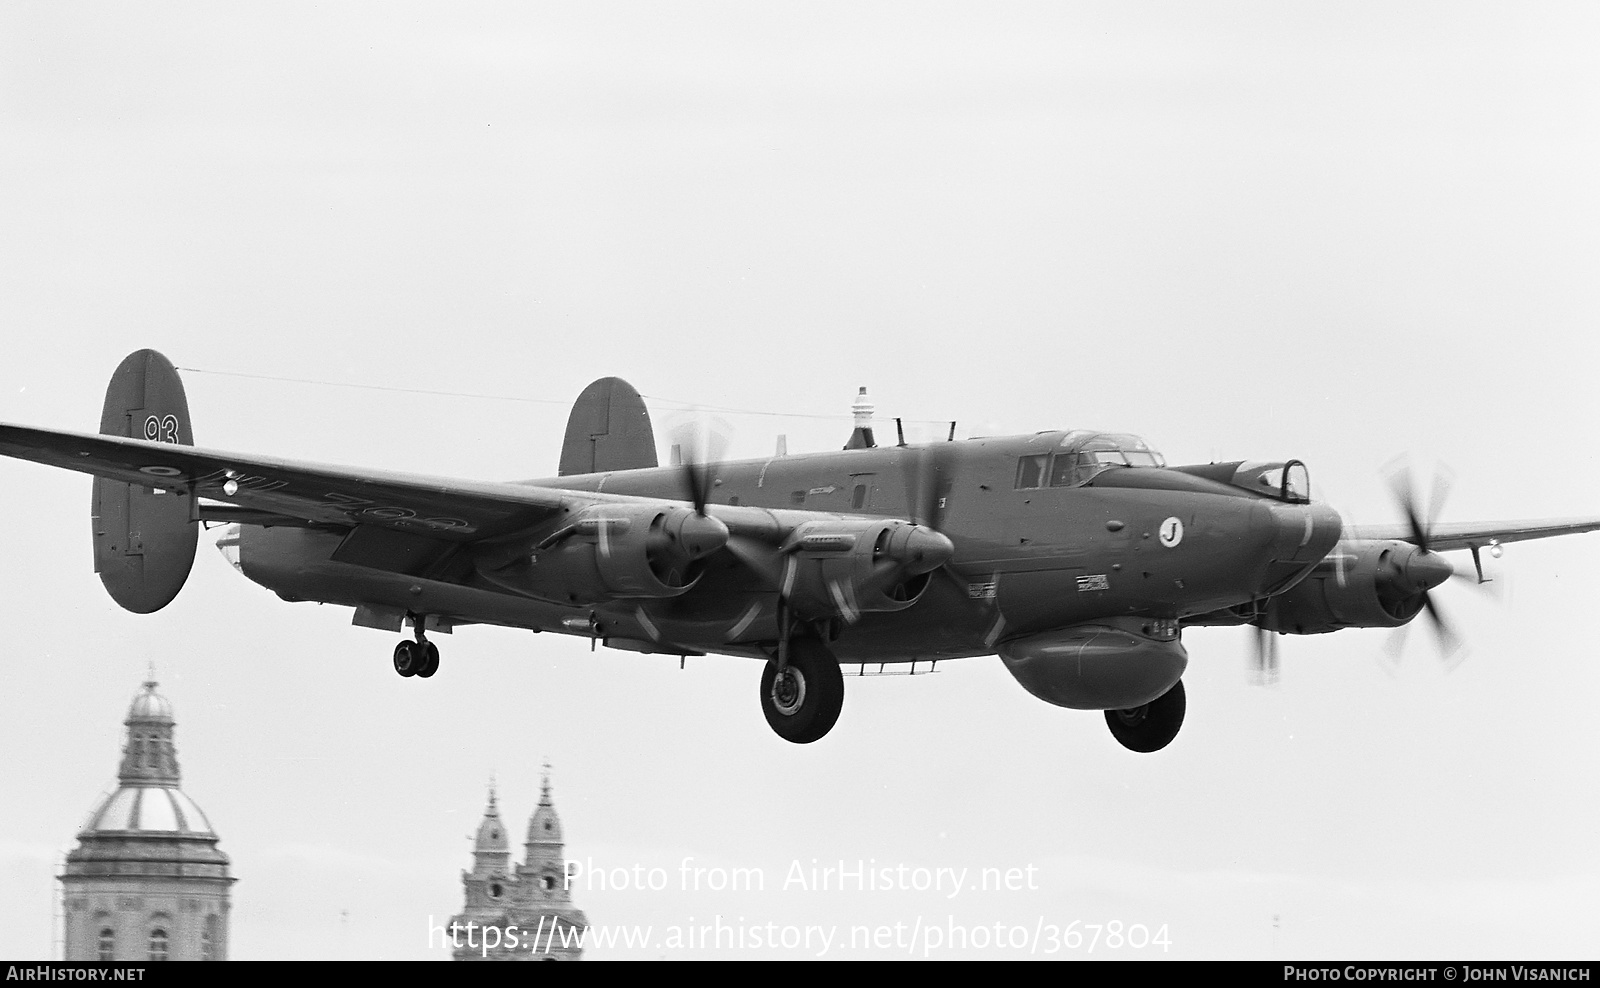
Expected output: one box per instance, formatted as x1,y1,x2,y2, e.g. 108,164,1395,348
1104,679,1185,753
760,639,844,744
393,620,440,679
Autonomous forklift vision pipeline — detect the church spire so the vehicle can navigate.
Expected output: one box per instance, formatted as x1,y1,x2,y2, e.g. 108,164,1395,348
472,778,510,873
527,762,561,845
452,775,588,960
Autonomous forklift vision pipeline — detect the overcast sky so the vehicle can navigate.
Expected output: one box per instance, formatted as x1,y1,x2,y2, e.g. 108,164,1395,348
2,2,1598,960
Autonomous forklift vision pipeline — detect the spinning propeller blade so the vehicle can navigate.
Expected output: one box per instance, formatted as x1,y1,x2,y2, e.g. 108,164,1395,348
1247,594,1283,686
1251,622,1281,687
902,441,947,533
1384,459,1467,665
667,415,731,517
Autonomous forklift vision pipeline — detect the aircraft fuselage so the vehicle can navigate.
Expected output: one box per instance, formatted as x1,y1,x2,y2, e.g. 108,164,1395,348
225,430,1342,666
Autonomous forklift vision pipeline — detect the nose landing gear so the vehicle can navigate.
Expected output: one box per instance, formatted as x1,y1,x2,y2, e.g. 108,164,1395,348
1104,679,1185,752
392,619,440,679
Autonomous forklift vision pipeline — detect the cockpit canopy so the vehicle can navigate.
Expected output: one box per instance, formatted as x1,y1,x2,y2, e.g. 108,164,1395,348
1234,460,1312,504
1015,432,1167,489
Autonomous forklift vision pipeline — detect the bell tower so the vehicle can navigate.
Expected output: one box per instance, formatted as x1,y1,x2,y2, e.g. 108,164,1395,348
460,782,514,913
449,768,588,960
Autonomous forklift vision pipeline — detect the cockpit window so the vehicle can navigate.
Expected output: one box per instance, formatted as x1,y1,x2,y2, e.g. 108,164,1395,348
1249,460,1311,503
1284,461,1309,502
1015,455,1047,489
1023,434,1167,489
1047,455,1078,487
1045,435,1168,486
1046,447,1168,486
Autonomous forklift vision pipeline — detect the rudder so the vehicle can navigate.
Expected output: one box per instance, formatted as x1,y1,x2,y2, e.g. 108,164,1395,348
558,377,658,476
91,350,198,613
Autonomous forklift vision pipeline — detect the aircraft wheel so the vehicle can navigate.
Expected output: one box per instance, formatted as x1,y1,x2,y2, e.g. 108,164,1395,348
393,640,421,678
416,641,440,679
1104,679,1186,753
760,641,844,744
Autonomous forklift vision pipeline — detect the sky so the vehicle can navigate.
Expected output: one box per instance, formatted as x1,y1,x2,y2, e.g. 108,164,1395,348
2,1,1598,961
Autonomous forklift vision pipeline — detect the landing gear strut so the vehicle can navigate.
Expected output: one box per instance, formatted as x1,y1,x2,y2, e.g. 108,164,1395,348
760,639,844,744
1104,679,1185,752
392,618,440,679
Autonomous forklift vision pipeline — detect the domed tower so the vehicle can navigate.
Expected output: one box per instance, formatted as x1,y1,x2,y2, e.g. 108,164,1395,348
521,770,566,892
59,678,234,961
448,770,588,960
457,784,515,916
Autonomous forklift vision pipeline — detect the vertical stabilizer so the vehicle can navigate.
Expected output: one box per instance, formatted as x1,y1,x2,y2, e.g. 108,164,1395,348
91,350,198,613
559,378,659,476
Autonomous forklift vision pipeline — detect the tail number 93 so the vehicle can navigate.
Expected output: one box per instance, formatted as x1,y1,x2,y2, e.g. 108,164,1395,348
143,414,181,444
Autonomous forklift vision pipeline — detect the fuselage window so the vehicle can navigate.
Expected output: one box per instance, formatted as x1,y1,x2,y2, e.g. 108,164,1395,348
851,484,867,509
1015,455,1047,489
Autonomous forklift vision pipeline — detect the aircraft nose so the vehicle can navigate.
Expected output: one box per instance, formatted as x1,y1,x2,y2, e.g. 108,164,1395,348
1264,500,1344,565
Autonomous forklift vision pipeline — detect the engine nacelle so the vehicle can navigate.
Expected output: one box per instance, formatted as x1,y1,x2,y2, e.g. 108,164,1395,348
778,518,953,621
1260,539,1455,634
477,503,729,605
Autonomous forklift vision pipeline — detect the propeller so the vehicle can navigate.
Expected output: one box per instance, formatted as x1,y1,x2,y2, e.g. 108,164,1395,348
666,415,731,517
1383,459,1469,665
901,439,949,533
665,413,812,666
1250,599,1281,687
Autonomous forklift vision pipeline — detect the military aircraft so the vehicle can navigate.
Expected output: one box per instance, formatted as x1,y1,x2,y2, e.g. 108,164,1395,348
2,350,1596,751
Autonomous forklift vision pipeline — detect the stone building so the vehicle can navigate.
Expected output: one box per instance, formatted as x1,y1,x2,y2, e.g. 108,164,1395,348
58,678,234,961
448,772,588,960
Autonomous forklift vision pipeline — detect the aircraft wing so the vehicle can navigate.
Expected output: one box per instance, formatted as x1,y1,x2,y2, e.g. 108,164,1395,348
1344,517,1600,552
0,422,583,542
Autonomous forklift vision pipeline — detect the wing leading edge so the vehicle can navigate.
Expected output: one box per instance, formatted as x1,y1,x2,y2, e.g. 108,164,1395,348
1345,518,1600,552
0,422,573,542
0,421,809,547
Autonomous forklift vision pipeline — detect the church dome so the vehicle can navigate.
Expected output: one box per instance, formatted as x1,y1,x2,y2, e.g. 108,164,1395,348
80,785,216,836
74,677,218,837
125,679,174,724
